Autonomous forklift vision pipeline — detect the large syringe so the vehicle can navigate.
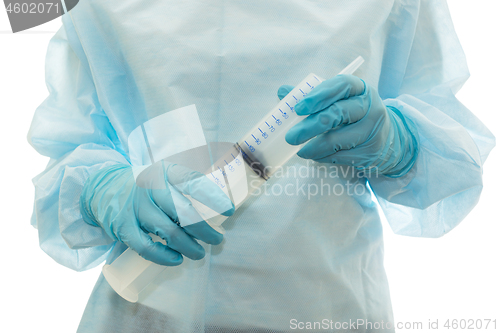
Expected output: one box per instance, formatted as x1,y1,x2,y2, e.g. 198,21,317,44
102,56,365,302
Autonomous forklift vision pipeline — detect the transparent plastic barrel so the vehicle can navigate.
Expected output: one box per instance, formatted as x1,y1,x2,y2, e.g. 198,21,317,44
102,56,364,302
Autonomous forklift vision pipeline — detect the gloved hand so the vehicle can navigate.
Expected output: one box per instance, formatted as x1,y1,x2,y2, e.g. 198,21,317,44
80,161,235,266
278,74,419,177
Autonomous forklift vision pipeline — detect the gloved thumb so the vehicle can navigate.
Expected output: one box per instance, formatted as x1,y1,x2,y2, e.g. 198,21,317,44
277,85,295,100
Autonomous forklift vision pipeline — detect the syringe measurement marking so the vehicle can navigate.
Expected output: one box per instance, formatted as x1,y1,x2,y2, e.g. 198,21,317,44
243,79,321,155
251,134,262,145
218,166,226,176
272,115,282,125
211,172,225,188
231,152,242,166
245,140,255,152
266,121,275,132
223,160,235,172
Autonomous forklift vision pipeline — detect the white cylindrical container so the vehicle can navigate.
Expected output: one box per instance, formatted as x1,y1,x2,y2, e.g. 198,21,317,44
102,56,365,302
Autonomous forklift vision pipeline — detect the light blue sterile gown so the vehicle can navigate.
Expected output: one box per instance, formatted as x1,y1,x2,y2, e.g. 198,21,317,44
28,0,495,332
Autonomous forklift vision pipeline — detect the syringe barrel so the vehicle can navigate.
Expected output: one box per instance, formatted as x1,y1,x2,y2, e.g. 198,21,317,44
102,56,364,303
235,73,325,179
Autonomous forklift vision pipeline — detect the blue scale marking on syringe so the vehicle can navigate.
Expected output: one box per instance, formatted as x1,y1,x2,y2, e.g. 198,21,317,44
279,109,288,119
251,134,261,145
218,166,226,177
241,76,323,160
247,81,317,153
244,140,255,152
265,121,275,132
210,170,226,189
224,159,235,173
272,115,282,125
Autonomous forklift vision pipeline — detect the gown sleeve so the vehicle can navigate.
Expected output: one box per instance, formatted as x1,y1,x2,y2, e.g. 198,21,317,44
28,17,129,271
369,0,496,237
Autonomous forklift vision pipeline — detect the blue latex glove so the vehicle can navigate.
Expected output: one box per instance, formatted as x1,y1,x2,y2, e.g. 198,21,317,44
278,75,419,177
80,161,235,266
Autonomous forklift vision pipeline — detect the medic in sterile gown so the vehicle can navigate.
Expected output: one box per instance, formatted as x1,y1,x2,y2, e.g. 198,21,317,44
27,0,495,332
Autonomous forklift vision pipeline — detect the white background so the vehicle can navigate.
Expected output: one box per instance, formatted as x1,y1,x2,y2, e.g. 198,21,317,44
0,1,498,332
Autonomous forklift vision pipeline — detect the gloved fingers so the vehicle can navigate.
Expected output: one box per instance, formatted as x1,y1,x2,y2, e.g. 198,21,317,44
297,123,369,160
151,225,206,261
152,182,223,237
294,74,366,116
137,198,206,260
163,188,225,246
309,147,372,166
125,225,183,266
183,221,224,245
285,96,370,145
313,135,389,168
149,186,177,220
277,85,295,100
165,162,235,216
